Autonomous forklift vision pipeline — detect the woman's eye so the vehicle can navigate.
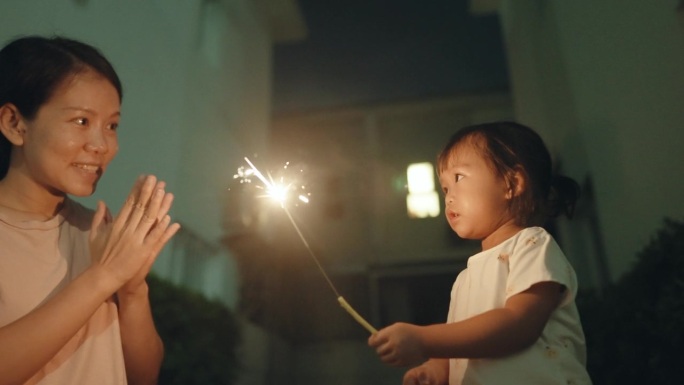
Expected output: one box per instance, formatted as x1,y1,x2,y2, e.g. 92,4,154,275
75,117,88,126
107,122,119,131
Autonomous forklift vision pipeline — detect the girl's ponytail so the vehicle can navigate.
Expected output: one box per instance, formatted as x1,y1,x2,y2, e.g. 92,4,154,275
548,175,581,219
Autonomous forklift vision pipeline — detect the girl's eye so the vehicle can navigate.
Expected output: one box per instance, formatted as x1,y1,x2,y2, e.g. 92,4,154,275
455,174,464,182
75,117,88,126
107,122,119,131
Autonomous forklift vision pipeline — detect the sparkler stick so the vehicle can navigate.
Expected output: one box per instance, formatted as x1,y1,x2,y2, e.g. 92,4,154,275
338,296,378,334
282,208,378,334
239,157,377,334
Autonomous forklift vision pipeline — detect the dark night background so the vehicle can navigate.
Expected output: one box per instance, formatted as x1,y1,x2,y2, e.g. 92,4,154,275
273,0,509,113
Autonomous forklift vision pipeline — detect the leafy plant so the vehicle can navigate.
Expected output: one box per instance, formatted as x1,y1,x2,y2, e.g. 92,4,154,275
578,218,684,384
148,274,241,385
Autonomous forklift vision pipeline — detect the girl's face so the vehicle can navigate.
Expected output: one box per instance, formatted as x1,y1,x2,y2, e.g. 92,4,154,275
438,140,517,246
18,70,120,198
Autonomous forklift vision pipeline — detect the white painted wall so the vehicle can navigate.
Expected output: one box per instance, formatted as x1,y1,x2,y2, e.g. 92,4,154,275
499,0,684,279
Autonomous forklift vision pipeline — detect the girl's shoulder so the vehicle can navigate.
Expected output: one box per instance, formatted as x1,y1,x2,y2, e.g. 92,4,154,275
508,226,560,255
491,226,551,252
506,226,551,245
516,226,549,239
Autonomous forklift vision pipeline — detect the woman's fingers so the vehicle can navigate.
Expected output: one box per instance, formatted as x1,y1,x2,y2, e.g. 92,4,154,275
136,185,165,233
93,175,181,289
156,190,174,222
90,200,107,237
113,175,146,233
127,175,157,227
146,215,181,255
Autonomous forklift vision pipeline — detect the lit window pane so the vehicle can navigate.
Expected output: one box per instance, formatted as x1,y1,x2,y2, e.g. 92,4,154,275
407,191,440,218
407,163,435,194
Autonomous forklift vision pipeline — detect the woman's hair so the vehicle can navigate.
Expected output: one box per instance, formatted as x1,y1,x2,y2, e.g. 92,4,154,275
437,121,580,227
0,35,122,179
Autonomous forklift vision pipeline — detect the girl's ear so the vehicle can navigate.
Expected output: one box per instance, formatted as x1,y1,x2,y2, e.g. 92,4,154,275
506,168,526,199
0,103,27,146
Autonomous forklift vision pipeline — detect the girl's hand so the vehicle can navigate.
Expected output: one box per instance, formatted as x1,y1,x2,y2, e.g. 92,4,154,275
368,322,426,367
89,175,180,291
402,359,449,385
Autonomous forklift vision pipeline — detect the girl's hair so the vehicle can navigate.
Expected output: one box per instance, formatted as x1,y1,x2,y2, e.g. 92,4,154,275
437,121,580,227
0,35,122,179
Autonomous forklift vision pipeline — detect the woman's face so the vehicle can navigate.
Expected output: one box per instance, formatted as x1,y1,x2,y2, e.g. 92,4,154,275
19,70,120,197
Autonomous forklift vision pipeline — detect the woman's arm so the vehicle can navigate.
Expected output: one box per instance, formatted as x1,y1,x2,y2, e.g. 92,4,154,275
117,283,164,385
369,281,564,366
115,184,177,385
0,267,120,385
0,176,178,385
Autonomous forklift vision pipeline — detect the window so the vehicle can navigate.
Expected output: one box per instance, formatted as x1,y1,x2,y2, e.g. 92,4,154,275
406,162,440,218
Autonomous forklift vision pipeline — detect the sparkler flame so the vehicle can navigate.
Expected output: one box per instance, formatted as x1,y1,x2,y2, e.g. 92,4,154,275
235,157,310,208
234,157,377,334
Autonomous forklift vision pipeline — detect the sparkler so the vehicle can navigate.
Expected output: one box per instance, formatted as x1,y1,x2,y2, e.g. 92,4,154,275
234,157,377,334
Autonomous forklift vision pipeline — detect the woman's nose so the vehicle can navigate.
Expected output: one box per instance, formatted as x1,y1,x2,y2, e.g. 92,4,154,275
85,128,108,153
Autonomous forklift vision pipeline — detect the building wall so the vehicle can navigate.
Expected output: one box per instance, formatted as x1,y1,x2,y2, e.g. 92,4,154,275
1,2,286,383
267,94,514,385
499,0,684,280
270,94,513,269
0,0,277,306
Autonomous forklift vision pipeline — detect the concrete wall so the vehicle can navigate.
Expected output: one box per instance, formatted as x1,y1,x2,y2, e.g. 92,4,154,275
499,0,684,280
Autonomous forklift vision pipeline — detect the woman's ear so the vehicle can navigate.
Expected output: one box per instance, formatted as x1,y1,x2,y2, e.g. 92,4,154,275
505,168,526,199
0,103,27,146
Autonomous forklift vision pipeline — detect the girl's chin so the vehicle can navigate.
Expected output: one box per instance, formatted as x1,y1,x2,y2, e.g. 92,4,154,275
451,226,469,239
452,226,477,240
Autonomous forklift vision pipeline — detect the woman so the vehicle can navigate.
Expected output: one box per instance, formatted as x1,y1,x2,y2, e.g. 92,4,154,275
0,35,180,385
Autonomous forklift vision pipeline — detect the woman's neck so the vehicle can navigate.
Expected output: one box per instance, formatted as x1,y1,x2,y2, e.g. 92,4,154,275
0,174,66,220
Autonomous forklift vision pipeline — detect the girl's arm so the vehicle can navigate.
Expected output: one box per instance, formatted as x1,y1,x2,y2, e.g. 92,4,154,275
369,281,564,367
402,358,449,385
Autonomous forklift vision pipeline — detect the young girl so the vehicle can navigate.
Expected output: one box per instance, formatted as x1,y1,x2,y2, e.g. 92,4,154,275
369,122,592,385
0,36,180,385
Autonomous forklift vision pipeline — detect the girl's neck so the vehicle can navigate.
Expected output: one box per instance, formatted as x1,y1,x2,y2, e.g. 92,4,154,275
481,220,525,251
0,174,66,220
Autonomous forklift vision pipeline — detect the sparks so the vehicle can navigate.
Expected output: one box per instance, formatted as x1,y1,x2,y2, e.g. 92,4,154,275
236,157,310,208
234,156,377,334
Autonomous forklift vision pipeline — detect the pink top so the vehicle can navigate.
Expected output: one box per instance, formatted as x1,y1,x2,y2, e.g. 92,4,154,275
0,199,127,384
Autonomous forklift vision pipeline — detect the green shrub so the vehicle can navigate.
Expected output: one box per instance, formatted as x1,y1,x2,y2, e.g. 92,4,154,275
579,218,684,384
148,274,241,385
